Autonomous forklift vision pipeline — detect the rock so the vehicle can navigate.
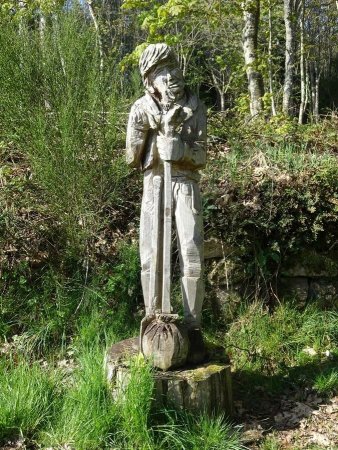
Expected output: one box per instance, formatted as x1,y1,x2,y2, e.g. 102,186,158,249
204,238,234,260
213,286,242,320
281,250,338,278
309,279,338,306
141,317,189,371
278,277,309,303
208,258,243,286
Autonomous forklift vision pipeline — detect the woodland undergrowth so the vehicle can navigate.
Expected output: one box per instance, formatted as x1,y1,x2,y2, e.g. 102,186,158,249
0,9,337,450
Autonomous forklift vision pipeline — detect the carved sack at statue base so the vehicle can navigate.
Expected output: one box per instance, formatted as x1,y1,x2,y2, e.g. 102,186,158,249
141,314,188,371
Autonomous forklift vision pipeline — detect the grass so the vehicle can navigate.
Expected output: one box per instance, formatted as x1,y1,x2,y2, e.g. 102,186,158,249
42,345,117,449
0,303,245,449
259,434,281,450
313,368,338,394
2,297,335,448
222,301,338,393
205,139,338,188
0,358,59,445
154,412,243,450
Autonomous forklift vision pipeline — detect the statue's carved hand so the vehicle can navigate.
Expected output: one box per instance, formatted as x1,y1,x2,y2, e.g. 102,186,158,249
160,104,184,137
157,103,186,161
157,134,183,161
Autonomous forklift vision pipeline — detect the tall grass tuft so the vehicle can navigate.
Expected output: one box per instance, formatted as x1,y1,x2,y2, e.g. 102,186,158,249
43,344,116,449
155,410,243,450
0,358,59,444
112,356,154,449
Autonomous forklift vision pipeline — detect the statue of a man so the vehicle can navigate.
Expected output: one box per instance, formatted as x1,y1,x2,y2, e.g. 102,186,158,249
126,43,207,362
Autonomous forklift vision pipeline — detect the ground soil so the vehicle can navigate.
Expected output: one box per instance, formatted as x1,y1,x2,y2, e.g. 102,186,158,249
234,376,338,449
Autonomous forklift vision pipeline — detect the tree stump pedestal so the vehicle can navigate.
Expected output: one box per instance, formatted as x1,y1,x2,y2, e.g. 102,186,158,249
105,337,233,416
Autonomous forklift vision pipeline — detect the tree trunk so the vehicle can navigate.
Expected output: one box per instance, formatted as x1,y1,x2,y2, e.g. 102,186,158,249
220,92,226,112
242,0,264,117
313,64,321,122
283,0,297,115
87,0,104,73
210,70,226,112
309,61,321,122
298,0,306,124
268,1,276,116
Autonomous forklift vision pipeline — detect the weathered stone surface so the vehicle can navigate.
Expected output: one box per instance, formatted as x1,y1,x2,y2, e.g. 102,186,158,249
281,250,338,278
278,277,309,303
204,238,234,260
309,279,338,306
208,258,243,286
142,317,189,371
213,286,242,320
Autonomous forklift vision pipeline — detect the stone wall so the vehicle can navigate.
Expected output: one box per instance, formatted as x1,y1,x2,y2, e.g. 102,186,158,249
204,238,338,310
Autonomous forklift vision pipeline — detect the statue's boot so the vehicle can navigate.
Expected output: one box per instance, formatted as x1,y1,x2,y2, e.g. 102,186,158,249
181,276,206,364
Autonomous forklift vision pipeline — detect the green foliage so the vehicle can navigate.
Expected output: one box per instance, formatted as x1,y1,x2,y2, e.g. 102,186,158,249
0,9,130,260
155,411,243,450
0,242,141,354
259,434,282,450
43,345,116,450
111,356,154,449
0,358,59,444
313,368,338,394
225,301,338,377
203,115,338,294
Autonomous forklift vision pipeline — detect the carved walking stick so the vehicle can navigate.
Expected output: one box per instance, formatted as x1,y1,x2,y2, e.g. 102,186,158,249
162,160,172,315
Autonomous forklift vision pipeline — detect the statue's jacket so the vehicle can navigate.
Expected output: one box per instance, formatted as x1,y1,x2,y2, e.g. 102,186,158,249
126,90,207,181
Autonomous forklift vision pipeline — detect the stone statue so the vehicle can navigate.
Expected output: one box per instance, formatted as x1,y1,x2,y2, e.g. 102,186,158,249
126,43,207,369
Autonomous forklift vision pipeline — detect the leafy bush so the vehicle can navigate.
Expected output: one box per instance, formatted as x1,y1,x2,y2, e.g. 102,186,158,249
0,9,134,262
202,126,338,297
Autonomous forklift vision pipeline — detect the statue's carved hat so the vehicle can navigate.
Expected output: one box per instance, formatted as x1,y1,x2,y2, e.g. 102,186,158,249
139,43,177,79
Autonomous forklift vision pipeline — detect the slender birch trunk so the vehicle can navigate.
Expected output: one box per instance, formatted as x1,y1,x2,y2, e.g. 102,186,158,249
242,0,264,117
210,71,226,111
313,63,321,122
268,0,276,116
309,61,320,122
283,0,297,115
298,0,306,124
86,0,104,73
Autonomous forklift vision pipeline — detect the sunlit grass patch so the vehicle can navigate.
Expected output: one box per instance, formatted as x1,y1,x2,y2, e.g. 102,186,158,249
155,411,243,450
225,301,338,380
0,358,59,445
313,368,338,394
258,433,282,450
42,345,116,450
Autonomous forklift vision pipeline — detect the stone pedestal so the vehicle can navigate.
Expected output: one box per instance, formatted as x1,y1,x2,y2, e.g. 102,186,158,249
105,337,233,416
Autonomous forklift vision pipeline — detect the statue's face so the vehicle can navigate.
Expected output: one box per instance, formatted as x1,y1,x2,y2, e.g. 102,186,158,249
148,61,185,103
